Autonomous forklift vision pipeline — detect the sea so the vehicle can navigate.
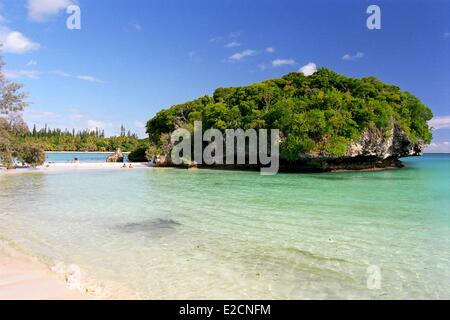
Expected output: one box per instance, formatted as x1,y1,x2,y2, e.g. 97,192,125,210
0,153,448,299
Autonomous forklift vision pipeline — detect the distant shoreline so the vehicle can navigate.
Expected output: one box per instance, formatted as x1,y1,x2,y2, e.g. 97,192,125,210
0,162,153,174
45,151,131,154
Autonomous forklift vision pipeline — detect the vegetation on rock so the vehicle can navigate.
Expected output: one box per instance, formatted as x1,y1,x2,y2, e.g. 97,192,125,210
146,68,433,162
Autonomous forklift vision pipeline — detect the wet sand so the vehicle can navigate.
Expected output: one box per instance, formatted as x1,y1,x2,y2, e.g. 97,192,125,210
0,243,89,300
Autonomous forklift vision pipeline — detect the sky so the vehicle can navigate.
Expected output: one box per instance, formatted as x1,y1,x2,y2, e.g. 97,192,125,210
0,0,449,151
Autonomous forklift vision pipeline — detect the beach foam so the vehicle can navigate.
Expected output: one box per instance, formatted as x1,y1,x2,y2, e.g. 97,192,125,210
0,240,90,300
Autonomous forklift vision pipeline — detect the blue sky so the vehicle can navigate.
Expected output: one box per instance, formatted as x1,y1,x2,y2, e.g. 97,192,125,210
0,0,449,151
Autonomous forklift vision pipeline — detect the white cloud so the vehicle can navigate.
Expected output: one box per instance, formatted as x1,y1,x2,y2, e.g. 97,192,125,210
225,41,240,48
0,28,40,54
4,69,41,80
23,109,121,137
425,141,450,153
258,63,266,71
23,110,59,128
429,116,450,130
50,70,71,77
76,75,104,83
27,0,73,22
265,47,275,53
209,36,224,43
27,110,56,118
229,49,256,62
26,60,37,66
134,121,145,128
342,51,365,61
130,21,142,31
298,62,317,76
210,31,240,44
70,112,84,120
272,59,295,67
49,71,104,83
86,119,111,130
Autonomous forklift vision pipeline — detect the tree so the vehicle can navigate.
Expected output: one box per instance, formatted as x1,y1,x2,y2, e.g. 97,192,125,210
16,142,46,167
0,52,32,168
128,142,151,162
145,68,433,163
0,59,28,114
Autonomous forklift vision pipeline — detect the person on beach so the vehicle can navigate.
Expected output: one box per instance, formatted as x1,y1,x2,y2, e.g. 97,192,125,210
129,164,133,169
122,163,127,168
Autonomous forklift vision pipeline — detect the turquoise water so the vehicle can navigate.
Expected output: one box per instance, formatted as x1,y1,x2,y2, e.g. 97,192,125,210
0,154,449,299
45,152,129,163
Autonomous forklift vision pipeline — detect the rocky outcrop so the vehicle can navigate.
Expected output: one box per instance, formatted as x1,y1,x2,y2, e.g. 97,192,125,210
150,123,425,173
154,155,168,167
106,149,124,162
347,124,424,159
278,123,424,172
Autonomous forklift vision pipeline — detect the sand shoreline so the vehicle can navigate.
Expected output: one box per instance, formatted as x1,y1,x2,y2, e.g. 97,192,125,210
0,240,92,300
0,162,153,299
0,162,153,174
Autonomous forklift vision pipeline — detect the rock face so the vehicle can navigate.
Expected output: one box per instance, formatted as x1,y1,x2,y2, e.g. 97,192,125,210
154,155,167,167
152,125,424,173
347,124,424,159
278,124,424,172
106,149,124,163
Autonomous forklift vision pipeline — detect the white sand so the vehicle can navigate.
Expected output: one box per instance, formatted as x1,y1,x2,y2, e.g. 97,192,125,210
0,162,154,299
0,162,153,174
0,242,90,300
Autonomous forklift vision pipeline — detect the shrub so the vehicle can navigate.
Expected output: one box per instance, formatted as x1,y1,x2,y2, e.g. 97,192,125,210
17,142,46,167
128,145,150,162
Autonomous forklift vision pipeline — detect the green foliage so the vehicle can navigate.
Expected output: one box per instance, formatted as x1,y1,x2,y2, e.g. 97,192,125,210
322,136,350,157
145,68,432,161
146,144,158,161
18,126,143,152
16,142,46,167
128,141,151,162
1,53,145,167
0,54,34,168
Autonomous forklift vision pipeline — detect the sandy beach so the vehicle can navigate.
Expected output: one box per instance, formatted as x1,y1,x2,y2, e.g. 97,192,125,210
0,162,153,174
0,162,153,299
0,241,90,300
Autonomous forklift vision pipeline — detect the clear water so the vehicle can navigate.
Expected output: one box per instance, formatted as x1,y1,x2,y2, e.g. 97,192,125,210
0,154,449,299
45,152,129,163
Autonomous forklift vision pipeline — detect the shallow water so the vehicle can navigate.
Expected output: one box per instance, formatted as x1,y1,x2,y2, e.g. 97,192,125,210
45,152,129,163
0,154,449,299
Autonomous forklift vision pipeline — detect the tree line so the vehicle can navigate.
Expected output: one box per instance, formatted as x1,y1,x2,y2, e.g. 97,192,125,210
0,54,148,168
20,125,145,153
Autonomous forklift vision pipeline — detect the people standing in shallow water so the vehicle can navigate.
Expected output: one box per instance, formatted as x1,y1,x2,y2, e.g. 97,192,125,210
68,157,80,164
